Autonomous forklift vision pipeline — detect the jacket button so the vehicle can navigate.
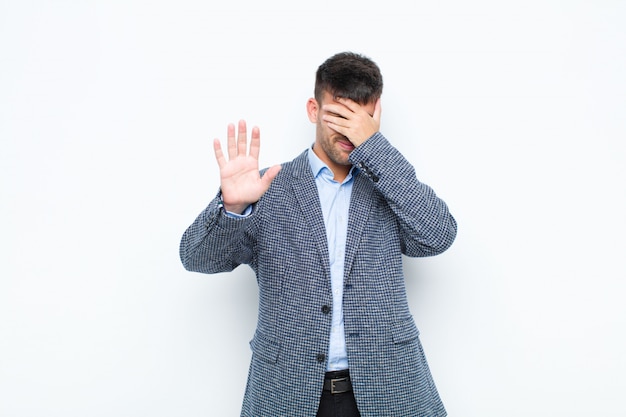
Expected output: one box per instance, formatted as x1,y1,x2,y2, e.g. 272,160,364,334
321,305,330,314
316,353,326,363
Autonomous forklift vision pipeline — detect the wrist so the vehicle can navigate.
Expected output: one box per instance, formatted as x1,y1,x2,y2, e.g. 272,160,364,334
223,203,248,215
217,191,248,215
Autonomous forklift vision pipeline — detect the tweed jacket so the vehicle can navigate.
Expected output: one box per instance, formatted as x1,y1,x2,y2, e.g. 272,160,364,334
180,132,457,417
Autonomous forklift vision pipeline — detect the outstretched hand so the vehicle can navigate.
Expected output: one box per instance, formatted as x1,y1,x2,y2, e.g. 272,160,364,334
213,120,281,214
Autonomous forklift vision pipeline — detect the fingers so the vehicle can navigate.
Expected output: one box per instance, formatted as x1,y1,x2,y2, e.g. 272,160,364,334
213,138,226,169
335,97,360,113
323,102,351,121
237,119,248,156
321,97,380,146
321,101,354,130
328,97,381,119
221,120,261,160
249,126,261,160
215,120,263,168
227,123,236,160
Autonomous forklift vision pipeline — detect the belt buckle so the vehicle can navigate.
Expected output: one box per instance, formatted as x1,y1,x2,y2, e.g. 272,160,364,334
330,376,348,394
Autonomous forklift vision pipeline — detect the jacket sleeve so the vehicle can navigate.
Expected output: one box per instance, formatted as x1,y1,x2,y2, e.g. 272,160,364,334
179,191,256,274
348,132,457,257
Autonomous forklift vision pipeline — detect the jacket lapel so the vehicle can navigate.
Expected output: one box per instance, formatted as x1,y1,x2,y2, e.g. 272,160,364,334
288,151,375,281
343,172,375,280
290,151,331,277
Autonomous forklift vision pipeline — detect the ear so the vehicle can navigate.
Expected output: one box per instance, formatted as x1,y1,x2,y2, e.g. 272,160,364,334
306,98,319,123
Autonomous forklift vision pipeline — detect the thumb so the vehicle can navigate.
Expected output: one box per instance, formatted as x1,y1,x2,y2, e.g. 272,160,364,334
260,164,282,190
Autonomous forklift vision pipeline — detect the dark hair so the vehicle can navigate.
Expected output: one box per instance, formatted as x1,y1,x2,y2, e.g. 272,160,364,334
314,52,383,104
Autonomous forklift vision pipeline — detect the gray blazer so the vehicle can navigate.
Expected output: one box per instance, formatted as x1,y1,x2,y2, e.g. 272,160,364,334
180,133,457,416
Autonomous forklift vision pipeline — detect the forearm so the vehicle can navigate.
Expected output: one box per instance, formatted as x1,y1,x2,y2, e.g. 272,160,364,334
349,133,457,257
179,192,254,274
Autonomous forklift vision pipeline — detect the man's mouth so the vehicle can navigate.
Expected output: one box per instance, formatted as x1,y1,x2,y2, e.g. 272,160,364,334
337,139,355,151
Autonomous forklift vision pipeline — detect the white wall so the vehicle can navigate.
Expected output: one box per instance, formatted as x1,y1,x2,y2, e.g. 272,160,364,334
1,1,625,416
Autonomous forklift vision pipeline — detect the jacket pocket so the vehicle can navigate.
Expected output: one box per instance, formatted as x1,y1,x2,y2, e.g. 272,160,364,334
391,317,420,344
249,331,281,364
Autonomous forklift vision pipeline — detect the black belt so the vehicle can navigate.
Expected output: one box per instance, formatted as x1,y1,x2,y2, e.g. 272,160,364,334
323,370,353,394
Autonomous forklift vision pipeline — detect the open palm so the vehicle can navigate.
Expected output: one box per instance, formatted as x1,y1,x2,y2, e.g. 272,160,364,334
213,120,281,214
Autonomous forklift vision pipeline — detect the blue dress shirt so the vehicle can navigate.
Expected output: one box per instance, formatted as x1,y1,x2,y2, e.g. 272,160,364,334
307,147,355,371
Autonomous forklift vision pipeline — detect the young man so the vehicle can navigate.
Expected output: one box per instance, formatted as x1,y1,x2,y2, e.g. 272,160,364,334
180,52,457,417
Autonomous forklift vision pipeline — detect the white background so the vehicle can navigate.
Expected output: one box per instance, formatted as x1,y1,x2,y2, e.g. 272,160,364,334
1,1,625,416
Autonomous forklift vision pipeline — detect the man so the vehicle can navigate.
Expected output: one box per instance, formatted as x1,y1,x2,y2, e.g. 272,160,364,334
180,52,457,417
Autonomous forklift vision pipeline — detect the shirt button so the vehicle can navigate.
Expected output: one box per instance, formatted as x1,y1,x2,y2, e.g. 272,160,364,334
316,353,326,363
321,305,331,314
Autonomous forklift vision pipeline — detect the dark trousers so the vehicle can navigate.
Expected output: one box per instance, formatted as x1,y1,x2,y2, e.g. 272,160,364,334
316,370,361,417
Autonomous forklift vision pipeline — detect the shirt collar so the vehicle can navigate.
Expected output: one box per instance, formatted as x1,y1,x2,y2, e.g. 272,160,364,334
307,145,328,178
307,145,357,183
